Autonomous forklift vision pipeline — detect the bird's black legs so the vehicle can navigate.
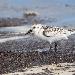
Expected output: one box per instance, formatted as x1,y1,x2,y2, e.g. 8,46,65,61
54,42,58,64
48,42,58,64
49,42,57,52
49,44,52,52
54,42,57,53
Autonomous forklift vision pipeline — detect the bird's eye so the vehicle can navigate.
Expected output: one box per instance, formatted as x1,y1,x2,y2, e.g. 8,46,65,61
33,27,35,29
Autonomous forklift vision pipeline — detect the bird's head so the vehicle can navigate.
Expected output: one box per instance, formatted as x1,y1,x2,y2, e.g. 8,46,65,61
31,24,44,34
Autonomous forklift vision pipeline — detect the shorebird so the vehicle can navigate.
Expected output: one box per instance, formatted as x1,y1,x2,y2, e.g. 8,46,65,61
26,24,75,53
25,24,75,64
26,24,75,52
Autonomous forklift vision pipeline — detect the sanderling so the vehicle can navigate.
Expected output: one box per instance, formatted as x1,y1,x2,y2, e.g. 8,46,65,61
26,24,75,52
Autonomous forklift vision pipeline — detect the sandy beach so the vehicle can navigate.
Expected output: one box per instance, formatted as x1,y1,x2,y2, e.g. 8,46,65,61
0,0,75,75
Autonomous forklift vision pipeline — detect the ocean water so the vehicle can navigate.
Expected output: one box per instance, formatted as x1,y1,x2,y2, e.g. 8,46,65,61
0,25,31,43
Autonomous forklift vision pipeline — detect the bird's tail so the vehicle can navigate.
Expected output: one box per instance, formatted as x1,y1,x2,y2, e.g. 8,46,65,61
71,31,75,35
66,30,75,37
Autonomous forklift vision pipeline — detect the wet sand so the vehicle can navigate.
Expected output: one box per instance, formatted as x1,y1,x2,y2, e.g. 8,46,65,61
0,34,75,74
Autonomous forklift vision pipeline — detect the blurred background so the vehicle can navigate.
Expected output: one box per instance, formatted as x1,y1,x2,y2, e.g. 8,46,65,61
0,0,75,26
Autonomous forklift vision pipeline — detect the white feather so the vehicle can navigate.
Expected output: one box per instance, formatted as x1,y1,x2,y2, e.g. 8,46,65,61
32,24,75,43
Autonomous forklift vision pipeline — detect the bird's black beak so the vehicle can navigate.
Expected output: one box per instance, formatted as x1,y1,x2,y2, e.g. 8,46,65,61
25,29,33,35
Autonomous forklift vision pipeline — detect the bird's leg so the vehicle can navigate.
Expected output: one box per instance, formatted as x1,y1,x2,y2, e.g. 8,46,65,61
54,42,58,64
54,42,57,53
49,43,52,51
